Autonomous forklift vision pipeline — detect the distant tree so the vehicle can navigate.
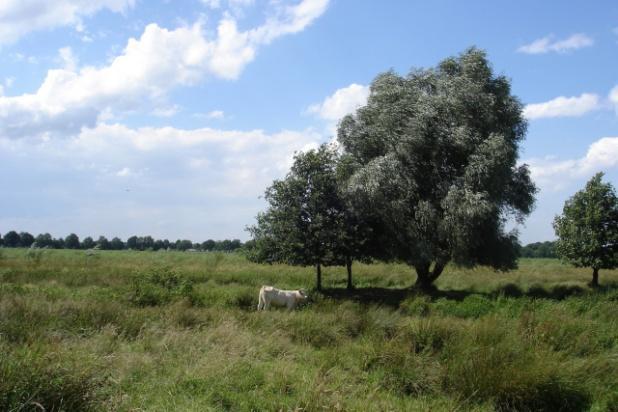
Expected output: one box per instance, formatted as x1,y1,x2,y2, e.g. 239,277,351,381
35,233,53,248
110,237,125,250
162,239,170,250
176,239,193,251
248,145,365,290
337,48,536,289
97,236,110,250
553,173,618,287
0,233,3,246
202,239,216,251
4,231,20,247
81,236,95,249
520,241,557,258
64,233,80,249
153,239,164,251
126,236,138,250
52,237,65,249
143,236,154,250
220,239,232,251
230,239,242,251
19,232,35,248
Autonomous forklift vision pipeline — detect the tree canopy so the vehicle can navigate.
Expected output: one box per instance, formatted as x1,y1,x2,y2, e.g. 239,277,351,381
337,48,536,288
248,144,370,290
553,173,618,287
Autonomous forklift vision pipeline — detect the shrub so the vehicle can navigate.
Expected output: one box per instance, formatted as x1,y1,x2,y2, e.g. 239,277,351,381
129,267,194,306
399,295,432,317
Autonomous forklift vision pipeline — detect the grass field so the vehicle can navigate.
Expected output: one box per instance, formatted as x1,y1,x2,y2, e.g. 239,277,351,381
0,248,617,411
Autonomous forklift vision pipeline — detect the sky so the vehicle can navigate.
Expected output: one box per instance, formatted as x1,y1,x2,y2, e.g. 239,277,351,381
1,0,617,244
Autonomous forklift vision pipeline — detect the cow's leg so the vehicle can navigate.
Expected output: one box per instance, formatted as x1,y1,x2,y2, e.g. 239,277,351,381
257,294,264,311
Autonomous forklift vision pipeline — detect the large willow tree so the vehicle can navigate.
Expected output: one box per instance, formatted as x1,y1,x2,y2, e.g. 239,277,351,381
337,48,537,289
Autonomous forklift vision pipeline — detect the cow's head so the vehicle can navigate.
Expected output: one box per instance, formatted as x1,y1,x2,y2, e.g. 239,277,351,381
296,289,309,303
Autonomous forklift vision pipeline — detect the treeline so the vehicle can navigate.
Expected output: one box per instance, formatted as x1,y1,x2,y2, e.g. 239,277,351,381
0,231,243,252
518,241,557,259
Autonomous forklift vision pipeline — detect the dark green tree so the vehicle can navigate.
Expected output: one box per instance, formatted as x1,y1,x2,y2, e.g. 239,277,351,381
248,144,369,290
110,237,125,250
153,239,164,250
19,232,35,248
126,236,139,250
4,231,20,247
176,239,193,251
143,236,155,250
337,48,536,289
202,239,216,251
64,233,80,249
35,233,53,248
52,237,65,249
82,236,95,249
553,173,618,287
96,236,110,250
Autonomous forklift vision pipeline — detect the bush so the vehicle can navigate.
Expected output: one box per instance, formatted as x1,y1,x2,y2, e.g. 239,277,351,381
129,267,195,306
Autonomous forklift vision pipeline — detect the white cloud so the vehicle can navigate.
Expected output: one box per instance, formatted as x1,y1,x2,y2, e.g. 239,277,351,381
152,105,180,118
527,137,618,190
308,83,369,121
201,0,221,8
0,0,330,140
609,86,618,114
523,93,600,120
58,46,78,71
0,0,136,45
518,33,594,54
115,167,132,177
206,110,225,119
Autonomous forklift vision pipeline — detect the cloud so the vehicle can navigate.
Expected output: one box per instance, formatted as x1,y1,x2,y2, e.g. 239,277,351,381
0,0,136,45
206,110,225,119
527,137,618,190
308,83,369,121
518,33,594,54
0,0,330,140
609,86,618,114
58,47,78,71
0,122,324,238
523,93,600,120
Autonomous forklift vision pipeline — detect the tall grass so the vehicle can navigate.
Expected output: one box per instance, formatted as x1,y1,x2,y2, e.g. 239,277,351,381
0,249,616,411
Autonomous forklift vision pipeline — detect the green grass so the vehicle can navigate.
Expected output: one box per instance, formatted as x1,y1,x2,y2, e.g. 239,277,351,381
0,249,617,411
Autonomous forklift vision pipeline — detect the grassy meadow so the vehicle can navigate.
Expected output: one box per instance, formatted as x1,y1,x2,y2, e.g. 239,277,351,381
0,248,617,411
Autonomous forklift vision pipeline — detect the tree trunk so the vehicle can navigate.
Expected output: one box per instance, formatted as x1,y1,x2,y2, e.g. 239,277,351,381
414,261,446,290
316,263,322,291
590,267,599,288
346,257,353,290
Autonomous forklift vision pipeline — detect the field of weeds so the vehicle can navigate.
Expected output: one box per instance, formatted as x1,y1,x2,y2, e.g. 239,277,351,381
0,248,617,411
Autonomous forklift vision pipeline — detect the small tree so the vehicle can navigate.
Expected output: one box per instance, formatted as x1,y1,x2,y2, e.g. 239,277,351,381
81,236,95,249
553,173,618,287
110,237,125,250
96,236,110,250
3,231,20,247
65,233,80,249
19,232,35,248
248,144,369,290
36,233,54,248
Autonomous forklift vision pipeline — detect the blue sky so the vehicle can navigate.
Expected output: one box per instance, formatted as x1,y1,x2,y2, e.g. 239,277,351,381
1,0,617,244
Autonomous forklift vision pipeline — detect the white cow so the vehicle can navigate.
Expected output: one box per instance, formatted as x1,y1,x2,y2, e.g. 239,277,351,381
257,286,308,311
